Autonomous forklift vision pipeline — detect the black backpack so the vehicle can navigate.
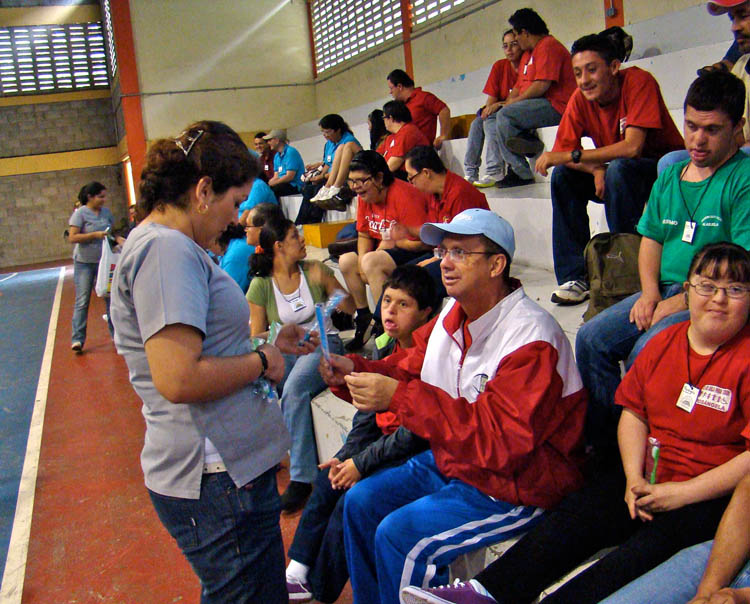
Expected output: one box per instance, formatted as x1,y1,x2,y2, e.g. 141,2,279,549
583,232,642,321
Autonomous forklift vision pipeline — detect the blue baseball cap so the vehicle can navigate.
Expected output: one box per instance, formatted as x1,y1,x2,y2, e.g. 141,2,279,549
420,208,516,260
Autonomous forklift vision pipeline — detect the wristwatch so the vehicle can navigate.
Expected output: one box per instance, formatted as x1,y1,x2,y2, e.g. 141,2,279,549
571,149,582,164
255,349,268,377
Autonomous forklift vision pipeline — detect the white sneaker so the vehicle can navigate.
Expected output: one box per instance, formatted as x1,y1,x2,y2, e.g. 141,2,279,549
321,185,341,199
310,186,330,202
551,280,590,305
472,176,499,188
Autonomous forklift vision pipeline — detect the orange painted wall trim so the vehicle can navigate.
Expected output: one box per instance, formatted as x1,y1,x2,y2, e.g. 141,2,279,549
306,1,318,80
110,0,146,193
604,0,624,28
399,0,414,79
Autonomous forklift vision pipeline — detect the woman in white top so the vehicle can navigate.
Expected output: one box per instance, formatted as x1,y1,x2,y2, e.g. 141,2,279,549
247,215,354,512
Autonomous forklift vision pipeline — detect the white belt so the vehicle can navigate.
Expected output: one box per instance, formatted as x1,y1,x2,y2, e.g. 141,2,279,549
203,461,227,474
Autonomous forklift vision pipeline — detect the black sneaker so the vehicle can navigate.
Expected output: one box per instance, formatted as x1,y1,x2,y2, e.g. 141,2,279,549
331,309,354,331
506,134,545,157
345,308,373,352
496,170,535,189
281,481,312,513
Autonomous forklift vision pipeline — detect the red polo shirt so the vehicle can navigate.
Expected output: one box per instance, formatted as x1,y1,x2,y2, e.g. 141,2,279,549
430,171,489,223
382,123,430,162
406,87,448,143
515,35,576,115
259,150,276,181
552,66,684,159
484,58,518,101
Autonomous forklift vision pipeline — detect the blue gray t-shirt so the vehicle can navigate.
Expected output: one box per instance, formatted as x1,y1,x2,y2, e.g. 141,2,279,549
110,222,290,499
69,205,114,263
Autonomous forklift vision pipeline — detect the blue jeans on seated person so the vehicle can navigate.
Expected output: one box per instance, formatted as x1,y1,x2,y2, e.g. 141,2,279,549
575,283,689,454
600,540,750,604
288,463,357,603
148,468,286,604
551,158,658,285
343,450,543,604
279,334,343,484
495,98,561,180
464,112,504,181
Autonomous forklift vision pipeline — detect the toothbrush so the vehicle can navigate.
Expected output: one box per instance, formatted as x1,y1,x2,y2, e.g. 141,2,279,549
302,289,347,343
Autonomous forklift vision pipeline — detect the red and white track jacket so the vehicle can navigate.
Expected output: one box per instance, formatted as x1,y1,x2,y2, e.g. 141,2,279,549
346,284,587,509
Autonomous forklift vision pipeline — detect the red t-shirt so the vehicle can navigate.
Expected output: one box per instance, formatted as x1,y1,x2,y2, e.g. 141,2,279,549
382,123,430,161
515,35,576,115
616,321,750,483
259,150,276,181
430,171,489,223
406,87,448,143
552,66,684,159
484,58,517,101
356,178,430,241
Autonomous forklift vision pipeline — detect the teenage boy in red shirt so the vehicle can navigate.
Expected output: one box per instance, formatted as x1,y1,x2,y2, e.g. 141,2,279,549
534,33,683,305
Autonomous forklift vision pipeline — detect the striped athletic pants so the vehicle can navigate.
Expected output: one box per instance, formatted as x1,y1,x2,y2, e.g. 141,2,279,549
343,450,544,604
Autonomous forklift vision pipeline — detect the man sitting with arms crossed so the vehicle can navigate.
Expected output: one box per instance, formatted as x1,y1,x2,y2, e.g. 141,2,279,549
320,208,587,604
534,32,683,305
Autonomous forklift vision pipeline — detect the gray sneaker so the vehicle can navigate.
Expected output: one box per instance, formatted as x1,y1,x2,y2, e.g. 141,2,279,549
551,280,590,305
472,176,499,188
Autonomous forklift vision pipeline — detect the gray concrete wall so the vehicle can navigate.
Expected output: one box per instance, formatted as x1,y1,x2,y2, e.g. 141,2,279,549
0,98,116,158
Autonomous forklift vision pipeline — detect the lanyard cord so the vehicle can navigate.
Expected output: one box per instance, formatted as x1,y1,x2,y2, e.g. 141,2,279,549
677,151,740,224
677,162,715,225
685,330,720,388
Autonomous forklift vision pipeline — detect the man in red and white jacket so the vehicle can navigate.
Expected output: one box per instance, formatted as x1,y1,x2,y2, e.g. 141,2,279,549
320,208,587,604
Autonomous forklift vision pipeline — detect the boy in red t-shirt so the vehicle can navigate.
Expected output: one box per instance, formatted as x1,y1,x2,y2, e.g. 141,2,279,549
494,8,576,188
465,29,523,187
533,32,684,306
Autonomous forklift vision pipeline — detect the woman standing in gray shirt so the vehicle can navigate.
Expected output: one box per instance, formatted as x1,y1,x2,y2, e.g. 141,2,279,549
68,181,118,352
110,121,317,603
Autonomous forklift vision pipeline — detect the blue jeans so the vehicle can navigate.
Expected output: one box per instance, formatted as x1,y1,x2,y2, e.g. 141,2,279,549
343,450,542,604
279,334,343,484
464,112,504,180
72,260,111,345
550,159,658,284
287,464,351,603
575,284,689,454
148,468,286,604
601,540,750,604
495,98,561,180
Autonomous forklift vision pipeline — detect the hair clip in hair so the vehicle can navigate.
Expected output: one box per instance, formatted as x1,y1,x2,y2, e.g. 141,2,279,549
255,245,264,255
175,129,205,157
